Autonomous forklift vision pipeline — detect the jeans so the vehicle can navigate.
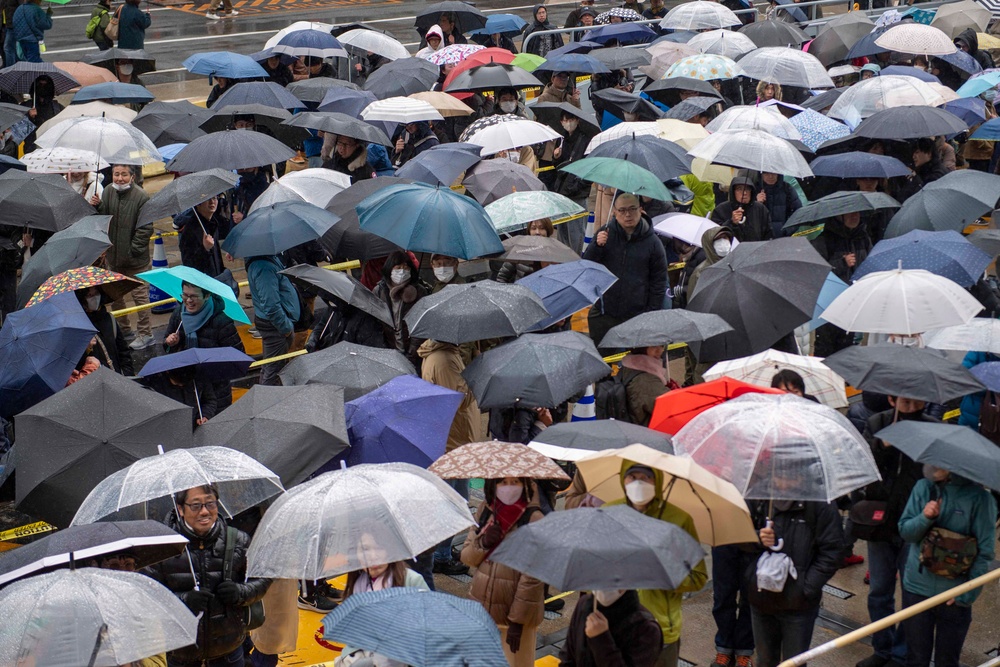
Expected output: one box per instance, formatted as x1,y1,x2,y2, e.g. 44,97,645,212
168,645,244,667
255,317,291,386
901,590,972,667
17,39,40,63
2,30,15,66
751,606,820,667
711,545,755,655
434,478,468,562
867,540,909,662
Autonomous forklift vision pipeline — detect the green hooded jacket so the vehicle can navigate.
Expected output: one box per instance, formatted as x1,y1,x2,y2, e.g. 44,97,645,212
98,183,151,269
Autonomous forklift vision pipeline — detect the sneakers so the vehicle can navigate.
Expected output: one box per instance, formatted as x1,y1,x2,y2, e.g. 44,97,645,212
711,653,733,667
856,654,889,667
128,334,155,350
735,657,754,667
544,597,565,612
432,558,469,576
297,593,337,613
230,8,238,14
841,553,865,567
205,11,220,19
248,327,261,339
864,570,871,585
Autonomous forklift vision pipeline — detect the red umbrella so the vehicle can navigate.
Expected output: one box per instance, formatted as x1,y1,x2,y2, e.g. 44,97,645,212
649,377,784,436
442,47,517,89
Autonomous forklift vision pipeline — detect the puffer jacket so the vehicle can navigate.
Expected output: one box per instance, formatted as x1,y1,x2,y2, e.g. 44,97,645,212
11,1,50,42
810,216,872,283
306,300,389,352
619,353,669,427
323,145,375,183
418,339,480,451
709,175,772,243
760,178,802,238
522,4,563,56
558,591,663,667
99,184,152,269
582,215,668,320
145,513,271,662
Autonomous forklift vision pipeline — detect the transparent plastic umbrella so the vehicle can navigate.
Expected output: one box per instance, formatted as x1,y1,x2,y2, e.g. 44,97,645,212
485,190,584,234
35,101,136,138
687,128,813,178
737,47,834,89
660,0,741,30
35,116,161,166
249,168,351,213
0,568,197,667
924,319,1000,354
336,28,410,60
828,75,945,120
71,446,284,525
687,29,757,59
246,463,474,579
673,393,881,502
703,349,849,409
706,105,802,141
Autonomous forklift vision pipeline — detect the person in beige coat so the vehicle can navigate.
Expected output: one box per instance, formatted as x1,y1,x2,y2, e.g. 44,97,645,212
462,477,545,667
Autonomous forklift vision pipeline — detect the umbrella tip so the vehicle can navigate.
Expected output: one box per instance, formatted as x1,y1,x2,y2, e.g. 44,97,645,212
897,259,903,270
157,444,165,455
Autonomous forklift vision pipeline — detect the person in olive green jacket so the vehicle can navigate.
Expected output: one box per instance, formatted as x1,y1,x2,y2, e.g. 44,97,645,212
607,461,708,667
93,164,153,348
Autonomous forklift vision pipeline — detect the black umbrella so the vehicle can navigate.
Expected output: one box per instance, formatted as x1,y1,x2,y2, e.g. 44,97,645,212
0,520,187,586
588,133,691,181
193,384,348,488
131,100,211,147
591,88,665,121
280,263,392,326
278,341,416,401
529,101,600,133
807,12,875,66
853,105,968,140
489,505,705,591
415,1,488,32
394,142,483,186
212,81,304,110
137,168,239,227
404,281,550,344
822,344,984,403
0,171,95,232
83,48,156,76
662,96,724,121
687,237,831,363
287,77,360,104
599,310,733,349
364,58,440,99
16,367,194,528
165,130,296,172
884,170,1000,238
0,103,27,136
968,229,1000,259
642,77,722,107
532,419,673,454
589,46,652,70
783,190,901,229
739,19,810,47
462,330,611,409
16,214,111,309
874,421,1000,492
283,111,392,146
322,178,406,260
801,87,845,112
199,102,289,131
445,63,545,93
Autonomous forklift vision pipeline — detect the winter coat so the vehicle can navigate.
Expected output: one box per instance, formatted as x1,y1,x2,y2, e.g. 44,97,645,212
373,278,429,363
461,495,545,628
760,178,802,238
956,28,995,71
558,591,663,667
582,216,668,320
418,339,481,451
415,24,444,57
522,5,564,57
606,460,707,644
679,174,716,218
306,301,388,352
914,155,950,185
810,217,872,284
142,374,218,426
116,2,150,49
89,2,111,44
11,2,50,42
323,145,375,183
392,121,439,166
959,351,997,428
165,297,243,353
709,176,772,243
619,354,669,426
686,225,731,302
745,499,844,615
87,307,134,375
496,260,536,283
899,475,997,606
176,207,232,278
536,83,581,108
98,184,152,269
264,61,294,87
145,513,271,662
231,170,270,217
246,255,300,335
553,128,591,201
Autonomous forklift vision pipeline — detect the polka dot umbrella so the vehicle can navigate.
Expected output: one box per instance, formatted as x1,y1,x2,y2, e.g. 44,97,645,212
665,53,742,81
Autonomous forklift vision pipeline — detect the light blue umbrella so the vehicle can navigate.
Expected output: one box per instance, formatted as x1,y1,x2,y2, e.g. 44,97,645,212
157,143,187,162
788,109,850,151
71,82,154,105
808,271,848,332
221,201,341,258
957,70,1000,98
357,182,503,260
182,52,267,79
517,260,617,331
137,265,251,324
322,588,508,667
970,117,1000,140
468,13,527,36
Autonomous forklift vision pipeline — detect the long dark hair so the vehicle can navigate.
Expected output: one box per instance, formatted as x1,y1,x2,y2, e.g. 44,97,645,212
381,250,419,284
343,561,410,600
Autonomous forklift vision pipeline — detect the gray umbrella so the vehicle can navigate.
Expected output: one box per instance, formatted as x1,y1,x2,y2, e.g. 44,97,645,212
739,19,809,47
884,170,1000,238
199,103,291,132
462,330,611,409
165,130,297,172
663,96,722,121
15,367,194,528
280,264,392,326
854,105,968,140
212,81,304,110
599,310,733,349
404,281,550,344
783,190,901,229
589,46,652,69
532,419,673,453
194,384,348,488
278,341,416,401
0,171,95,232
807,12,875,66
287,77,360,104
283,111,392,146
16,214,111,309
642,77,722,107
801,87,845,112
138,168,239,227
968,228,1000,259
322,178,406,260
875,421,1000,491
499,235,580,264
463,159,544,206
131,100,211,147
364,57,440,99
822,344,984,404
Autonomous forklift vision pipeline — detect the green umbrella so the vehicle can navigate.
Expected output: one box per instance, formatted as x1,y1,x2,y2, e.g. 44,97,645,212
559,157,671,200
138,265,251,325
485,190,585,234
511,52,546,72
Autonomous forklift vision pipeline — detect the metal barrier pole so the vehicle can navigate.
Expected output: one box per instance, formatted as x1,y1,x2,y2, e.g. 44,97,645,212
777,567,1000,667
976,657,1000,667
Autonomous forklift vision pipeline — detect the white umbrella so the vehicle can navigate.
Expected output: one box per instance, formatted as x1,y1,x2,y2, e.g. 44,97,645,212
246,463,475,580
585,121,661,154
361,96,444,123
660,0,742,31
21,147,110,174
821,267,983,335
250,167,351,213
264,21,336,49
652,212,720,247
36,116,161,166
35,101,136,138
925,319,1000,354
706,105,802,141
465,118,560,154
687,128,813,178
687,29,757,59
874,23,957,56
828,75,945,120
703,349,849,409
336,28,410,60
927,82,960,103
0,568,197,667
737,47,835,88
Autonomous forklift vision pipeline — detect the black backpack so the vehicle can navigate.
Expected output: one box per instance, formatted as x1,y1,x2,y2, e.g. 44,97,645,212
593,370,638,422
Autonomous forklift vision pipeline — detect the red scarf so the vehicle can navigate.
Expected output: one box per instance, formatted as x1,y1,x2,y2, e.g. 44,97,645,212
492,499,528,537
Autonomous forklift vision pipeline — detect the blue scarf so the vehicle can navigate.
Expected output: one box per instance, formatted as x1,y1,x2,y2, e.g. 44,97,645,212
180,297,215,349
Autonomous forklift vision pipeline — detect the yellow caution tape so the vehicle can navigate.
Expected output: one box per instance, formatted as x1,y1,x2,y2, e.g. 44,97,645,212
0,521,57,542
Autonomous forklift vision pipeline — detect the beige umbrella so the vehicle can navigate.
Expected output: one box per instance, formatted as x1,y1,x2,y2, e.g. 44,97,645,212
640,42,698,79
409,91,473,117
575,443,759,546
930,0,991,39
36,101,136,138
54,61,117,88
429,441,570,480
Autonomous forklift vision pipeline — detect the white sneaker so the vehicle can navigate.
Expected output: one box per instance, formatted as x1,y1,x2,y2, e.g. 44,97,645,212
128,334,155,350
230,9,239,14
205,11,220,19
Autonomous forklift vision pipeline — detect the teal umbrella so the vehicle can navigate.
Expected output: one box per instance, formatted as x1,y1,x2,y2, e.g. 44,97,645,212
138,266,251,325
485,190,585,235
558,157,672,200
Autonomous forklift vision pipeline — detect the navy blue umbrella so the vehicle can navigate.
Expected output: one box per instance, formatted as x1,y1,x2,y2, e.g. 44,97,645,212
272,30,348,60
534,53,611,74
394,142,482,186
545,41,602,58
0,154,24,173
343,374,463,467
845,25,891,60
584,22,658,45
880,65,939,82
971,362,1000,392
808,151,910,179
936,49,982,76
222,201,341,258
72,82,154,105
517,260,617,331
138,347,254,382
853,230,992,287
323,588,508,667
0,292,97,418
943,97,987,126
317,86,377,116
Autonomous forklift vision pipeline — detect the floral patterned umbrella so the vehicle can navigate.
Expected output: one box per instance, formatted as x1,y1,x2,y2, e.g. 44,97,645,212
27,266,143,307
788,109,850,151
429,441,570,480
665,53,742,81
421,43,486,66
595,7,643,24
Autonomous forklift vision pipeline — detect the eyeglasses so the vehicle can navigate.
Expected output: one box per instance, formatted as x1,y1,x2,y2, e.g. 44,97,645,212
336,140,355,149
615,206,640,215
183,501,218,513
181,293,203,302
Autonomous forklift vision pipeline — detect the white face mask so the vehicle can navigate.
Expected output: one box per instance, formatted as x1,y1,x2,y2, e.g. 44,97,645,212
390,268,410,285
499,100,517,113
495,483,523,505
594,589,626,607
433,266,455,283
86,295,101,311
561,119,578,133
624,479,655,506
623,112,639,122
713,239,731,257
111,181,131,192
119,64,134,75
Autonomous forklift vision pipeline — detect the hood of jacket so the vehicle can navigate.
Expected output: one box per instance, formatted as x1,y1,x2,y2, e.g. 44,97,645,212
727,174,757,207
531,3,552,27
425,24,444,47
417,338,458,359
822,215,868,240
956,28,979,56
618,458,665,509
700,225,732,264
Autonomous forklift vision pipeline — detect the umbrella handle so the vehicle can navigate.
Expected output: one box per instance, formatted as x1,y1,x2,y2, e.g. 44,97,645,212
193,383,204,421
764,519,784,551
